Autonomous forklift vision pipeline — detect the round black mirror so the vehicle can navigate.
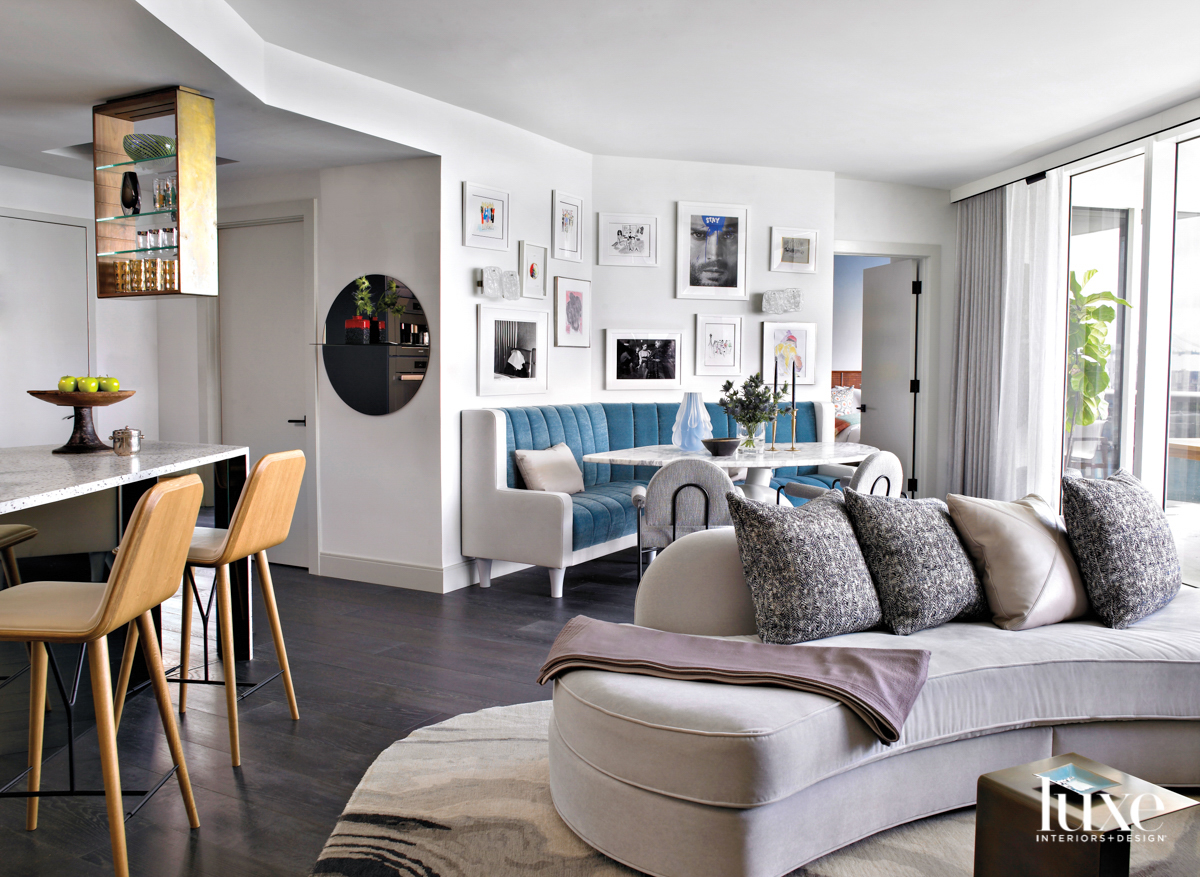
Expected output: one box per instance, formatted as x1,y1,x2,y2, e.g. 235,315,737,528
322,274,428,415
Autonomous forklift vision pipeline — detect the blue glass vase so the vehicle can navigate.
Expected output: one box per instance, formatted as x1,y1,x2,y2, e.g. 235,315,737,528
672,392,713,452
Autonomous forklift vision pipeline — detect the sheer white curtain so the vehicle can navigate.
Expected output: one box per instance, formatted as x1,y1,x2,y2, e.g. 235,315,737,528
989,170,1068,501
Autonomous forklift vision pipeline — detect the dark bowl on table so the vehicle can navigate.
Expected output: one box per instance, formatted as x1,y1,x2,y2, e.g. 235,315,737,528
702,437,741,457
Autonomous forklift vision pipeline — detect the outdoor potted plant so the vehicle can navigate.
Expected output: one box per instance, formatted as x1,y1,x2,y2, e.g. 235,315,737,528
345,276,374,344
719,372,788,454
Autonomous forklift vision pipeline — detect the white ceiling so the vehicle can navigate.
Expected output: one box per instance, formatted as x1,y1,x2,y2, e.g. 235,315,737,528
224,0,1200,189
0,0,426,184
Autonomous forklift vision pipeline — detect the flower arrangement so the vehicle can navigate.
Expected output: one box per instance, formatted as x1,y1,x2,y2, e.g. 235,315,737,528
719,373,788,449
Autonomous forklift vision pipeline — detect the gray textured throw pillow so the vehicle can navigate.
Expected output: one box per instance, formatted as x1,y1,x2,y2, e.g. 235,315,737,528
844,488,988,635
727,491,881,645
1061,471,1181,629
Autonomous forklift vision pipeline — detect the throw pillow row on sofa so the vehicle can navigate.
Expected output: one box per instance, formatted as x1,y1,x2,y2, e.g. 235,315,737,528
728,470,1182,644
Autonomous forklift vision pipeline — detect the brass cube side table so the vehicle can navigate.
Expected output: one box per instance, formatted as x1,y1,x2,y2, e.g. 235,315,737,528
975,753,1197,877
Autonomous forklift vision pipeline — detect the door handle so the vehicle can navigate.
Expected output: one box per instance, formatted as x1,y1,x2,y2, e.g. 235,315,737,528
857,405,866,412
288,417,307,426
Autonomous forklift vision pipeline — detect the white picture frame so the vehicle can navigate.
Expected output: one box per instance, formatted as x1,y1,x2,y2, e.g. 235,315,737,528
597,212,658,266
770,227,818,274
676,201,749,299
462,182,510,251
552,190,584,262
605,330,683,390
762,321,816,386
554,276,591,348
695,314,743,376
519,241,547,299
478,304,548,396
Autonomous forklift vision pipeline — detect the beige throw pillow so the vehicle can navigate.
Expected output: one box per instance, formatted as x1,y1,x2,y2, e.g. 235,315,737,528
514,443,584,495
947,493,1088,631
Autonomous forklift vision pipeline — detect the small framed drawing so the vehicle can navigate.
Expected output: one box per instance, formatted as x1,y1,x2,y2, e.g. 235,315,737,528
478,305,548,396
762,321,816,385
677,201,749,299
519,241,547,299
597,213,658,266
554,276,591,347
463,182,510,251
552,190,584,262
695,314,743,376
606,330,683,390
770,227,818,273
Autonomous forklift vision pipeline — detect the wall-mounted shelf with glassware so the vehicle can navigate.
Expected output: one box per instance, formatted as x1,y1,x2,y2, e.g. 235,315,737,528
93,86,216,298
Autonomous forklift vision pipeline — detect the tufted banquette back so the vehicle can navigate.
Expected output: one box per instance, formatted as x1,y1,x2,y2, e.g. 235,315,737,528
501,402,819,489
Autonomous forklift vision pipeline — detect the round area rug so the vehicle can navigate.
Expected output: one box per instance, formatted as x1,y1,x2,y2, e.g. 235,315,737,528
311,701,1200,877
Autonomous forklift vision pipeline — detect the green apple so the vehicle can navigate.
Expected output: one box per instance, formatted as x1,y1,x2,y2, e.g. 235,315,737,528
98,375,120,392
57,376,77,392
77,377,99,393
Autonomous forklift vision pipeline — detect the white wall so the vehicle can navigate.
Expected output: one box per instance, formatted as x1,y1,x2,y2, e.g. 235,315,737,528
834,177,957,498
0,165,161,445
592,156,835,403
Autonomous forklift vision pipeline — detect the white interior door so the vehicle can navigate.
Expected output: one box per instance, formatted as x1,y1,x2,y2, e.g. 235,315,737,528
218,220,310,566
0,216,90,447
860,259,917,487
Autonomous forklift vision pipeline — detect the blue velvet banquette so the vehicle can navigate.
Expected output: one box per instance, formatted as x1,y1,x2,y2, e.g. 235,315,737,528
500,402,833,553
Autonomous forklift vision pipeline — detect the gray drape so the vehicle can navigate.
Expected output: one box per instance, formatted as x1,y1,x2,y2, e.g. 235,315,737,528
949,188,1006,497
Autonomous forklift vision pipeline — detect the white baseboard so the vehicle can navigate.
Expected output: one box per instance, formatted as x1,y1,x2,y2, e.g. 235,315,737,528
318,552,476,594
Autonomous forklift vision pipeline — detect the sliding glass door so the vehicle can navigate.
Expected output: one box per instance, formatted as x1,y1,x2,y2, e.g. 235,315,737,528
1063,156,1144,480
1166,137,1200,584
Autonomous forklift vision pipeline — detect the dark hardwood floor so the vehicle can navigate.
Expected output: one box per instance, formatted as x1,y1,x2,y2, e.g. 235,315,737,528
0,547,640,875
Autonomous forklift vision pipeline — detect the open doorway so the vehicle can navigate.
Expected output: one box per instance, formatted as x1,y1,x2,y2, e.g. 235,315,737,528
831,255,889,443
833,244,939,496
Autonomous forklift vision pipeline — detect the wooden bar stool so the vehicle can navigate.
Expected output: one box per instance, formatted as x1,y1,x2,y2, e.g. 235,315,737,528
0,476,203,877
0,524,37,589
153,449,305,768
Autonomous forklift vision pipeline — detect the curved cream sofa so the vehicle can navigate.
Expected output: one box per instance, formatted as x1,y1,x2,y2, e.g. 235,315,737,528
548,528,1200,877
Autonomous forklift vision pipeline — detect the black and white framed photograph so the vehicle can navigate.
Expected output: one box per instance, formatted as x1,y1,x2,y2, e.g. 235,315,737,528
695,314,743,376
478,305,548,395
552,190,584,262
762,321,816,385
597,212,658,266
462,182,510,251
769,227,818,274
676,201,749,299
519,241,547,299
554,276,591,348
605,330,683,390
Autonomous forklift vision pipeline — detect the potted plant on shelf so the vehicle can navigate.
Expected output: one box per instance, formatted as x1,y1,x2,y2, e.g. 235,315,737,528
719,373,788,453
372,278,407,343
345,276,374,344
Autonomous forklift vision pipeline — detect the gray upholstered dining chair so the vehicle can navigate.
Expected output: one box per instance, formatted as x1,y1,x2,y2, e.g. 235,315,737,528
631,459,741,580
782,450,905,502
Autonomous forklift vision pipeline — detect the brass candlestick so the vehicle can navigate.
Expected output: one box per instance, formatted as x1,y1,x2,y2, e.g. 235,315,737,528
770,414,778,451
789,407,797,452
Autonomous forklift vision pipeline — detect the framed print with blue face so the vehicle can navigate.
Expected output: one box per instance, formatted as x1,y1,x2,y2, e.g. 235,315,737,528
676,201,749,299
463,182,510,251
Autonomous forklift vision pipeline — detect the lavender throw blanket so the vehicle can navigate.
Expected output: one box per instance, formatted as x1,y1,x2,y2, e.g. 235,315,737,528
538,616,930,743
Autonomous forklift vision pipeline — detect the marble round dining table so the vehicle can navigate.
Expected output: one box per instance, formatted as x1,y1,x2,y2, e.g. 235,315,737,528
582,442,878,503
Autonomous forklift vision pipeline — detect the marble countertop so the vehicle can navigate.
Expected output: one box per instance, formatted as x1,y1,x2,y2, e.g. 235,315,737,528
0,441,248,515
582,442,878,468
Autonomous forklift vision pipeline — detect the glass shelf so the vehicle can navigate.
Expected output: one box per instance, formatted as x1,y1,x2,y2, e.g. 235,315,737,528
96,208,177,225
98,245,179,258
95,155,177,172
313,343,429,349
